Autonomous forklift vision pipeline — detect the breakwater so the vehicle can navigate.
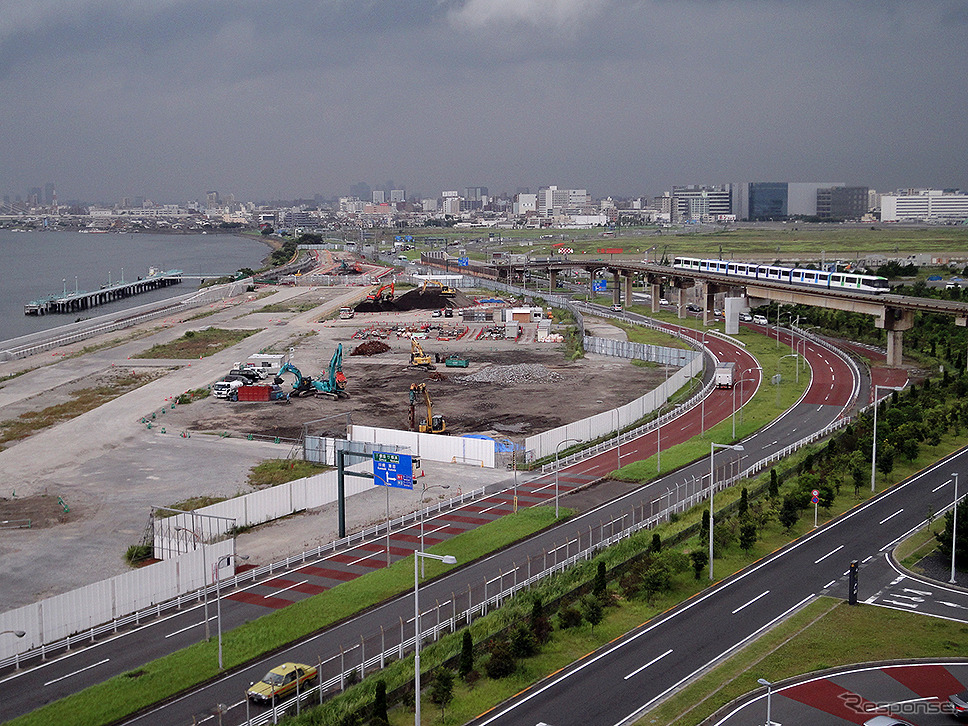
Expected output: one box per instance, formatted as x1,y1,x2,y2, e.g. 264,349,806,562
24,269,183,315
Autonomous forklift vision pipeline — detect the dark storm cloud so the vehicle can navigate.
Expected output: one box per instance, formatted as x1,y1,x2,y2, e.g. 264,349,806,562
1,0,965,203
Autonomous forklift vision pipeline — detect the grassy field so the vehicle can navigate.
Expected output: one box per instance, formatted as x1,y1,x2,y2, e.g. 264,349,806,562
132,327,257,359
7,507,563,726
247,458,331,487
0,371,157,449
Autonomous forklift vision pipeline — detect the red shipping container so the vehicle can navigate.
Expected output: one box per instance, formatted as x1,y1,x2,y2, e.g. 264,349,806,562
236,385,271,401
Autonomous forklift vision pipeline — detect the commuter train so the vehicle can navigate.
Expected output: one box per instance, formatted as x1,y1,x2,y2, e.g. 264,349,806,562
672,257,890,295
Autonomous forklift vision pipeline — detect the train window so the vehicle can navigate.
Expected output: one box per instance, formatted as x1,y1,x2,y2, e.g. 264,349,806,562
804,272,815,282
831,274,843,284
845,276,857,285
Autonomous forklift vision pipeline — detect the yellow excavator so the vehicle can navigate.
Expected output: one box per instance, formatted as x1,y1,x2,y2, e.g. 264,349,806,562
409,383,446,434
421,279,457,297
410,339,435,370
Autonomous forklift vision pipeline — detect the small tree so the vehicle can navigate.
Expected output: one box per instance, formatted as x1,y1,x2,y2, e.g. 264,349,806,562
779,495,800,531
739,521,758,553
510,624,538,658
852,465,865,496
558,604,583,629
769,469,779,498
650,533,662,553
429,668,454,717
484,640,516,679
582,595,604,632
372,680,388,725
530,598,552,644
738,487,749,518
458,631,474,679
690,549,708,580
593,561,608,602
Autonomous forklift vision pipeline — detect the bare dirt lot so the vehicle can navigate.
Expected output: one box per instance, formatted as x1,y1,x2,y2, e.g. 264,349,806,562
163,347,669,442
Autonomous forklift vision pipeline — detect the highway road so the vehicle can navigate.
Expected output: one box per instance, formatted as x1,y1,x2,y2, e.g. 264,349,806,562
0,316,890,725
470,451,968,726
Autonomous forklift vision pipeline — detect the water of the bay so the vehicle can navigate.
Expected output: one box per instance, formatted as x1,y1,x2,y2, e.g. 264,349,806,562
0,230,270,342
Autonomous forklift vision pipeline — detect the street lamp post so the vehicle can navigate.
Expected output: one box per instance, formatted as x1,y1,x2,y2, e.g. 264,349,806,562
732,376,759,439
757,678,774,726
952,472,960,584
415,551,457,726
419,484,450,576
0,630,25,638
870,384,903,493
215,554,249,670
555,438,582,519
709,442,744,580
175,522,210,640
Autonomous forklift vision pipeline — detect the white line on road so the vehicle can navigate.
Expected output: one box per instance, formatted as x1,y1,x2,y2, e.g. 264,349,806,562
933,481,950,493
882,599,918,608
862,555,873,564
814,544,844,564
823,580,836,589
623,648,673,680
879,509,904,525
44,658,110,687
165,615,216,639
731,590,770,615
265,579,307,598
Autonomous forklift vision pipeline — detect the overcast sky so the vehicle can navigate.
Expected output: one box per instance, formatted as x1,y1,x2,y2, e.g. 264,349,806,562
2,0,966,205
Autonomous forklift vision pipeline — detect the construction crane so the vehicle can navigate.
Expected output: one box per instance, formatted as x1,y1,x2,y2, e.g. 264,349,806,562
366,282,394,302
274,345,348,399
409,383,446,434
410,339,435,370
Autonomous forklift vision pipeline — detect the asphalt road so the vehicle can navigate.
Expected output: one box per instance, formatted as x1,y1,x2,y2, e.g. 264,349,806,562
0,315,881,725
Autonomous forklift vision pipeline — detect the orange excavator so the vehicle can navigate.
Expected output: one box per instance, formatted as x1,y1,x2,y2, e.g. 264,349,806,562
366,282,394,302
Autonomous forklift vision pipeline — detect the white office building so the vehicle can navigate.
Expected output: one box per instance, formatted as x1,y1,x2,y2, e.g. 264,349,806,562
881,190,968,222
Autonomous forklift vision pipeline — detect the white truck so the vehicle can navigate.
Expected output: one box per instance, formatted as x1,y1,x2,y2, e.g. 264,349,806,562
715,361,735,389
213,379,245,399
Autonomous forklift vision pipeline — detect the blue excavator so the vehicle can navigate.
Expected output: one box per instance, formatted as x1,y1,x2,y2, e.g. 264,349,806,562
274,345,348,399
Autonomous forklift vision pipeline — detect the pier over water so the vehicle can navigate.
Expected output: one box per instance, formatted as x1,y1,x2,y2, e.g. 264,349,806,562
24,268,183,315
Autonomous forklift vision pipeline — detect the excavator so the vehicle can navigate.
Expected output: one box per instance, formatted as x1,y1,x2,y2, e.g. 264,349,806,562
366,282,394,302
420,279,457,297
409,383,446,434
274,345,348,399
409,339,435,370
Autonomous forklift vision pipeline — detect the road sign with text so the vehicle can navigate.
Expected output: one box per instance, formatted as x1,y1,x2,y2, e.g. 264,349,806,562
373,451,414,490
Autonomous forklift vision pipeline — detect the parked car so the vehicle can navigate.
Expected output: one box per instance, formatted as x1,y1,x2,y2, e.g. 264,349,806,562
610,304,622,312
686,303,702,313
949,688,968,720
739,312,753,322
752,314,769,325
247,662,318,704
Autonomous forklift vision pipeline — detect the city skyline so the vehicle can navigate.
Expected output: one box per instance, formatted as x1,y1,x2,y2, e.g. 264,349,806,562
2,1,966,204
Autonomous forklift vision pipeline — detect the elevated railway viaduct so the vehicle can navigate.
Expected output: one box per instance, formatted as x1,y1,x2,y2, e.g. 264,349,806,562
434,253,968,367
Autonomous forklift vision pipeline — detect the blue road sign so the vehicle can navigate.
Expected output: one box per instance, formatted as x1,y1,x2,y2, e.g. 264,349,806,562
593,280,607,292
458,257,469,266
373,451,414,490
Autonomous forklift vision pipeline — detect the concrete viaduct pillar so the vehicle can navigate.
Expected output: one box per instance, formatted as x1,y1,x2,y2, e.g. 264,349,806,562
623,273,634,307
612,270,622,306
670,279,694,319
548,269,557,293
877,308,915,367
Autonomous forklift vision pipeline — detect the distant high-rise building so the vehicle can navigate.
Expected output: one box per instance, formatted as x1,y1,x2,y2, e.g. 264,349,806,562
670,185,733,220
538,186,588,216
206,191,219,208
816,187,869,220
881,190,968,222
390,189,406,203
372,190,385,204
748,183,788,220
43,182,55,206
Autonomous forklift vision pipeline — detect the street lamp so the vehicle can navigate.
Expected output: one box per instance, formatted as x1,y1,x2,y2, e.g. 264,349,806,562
758,678,775,726
0,630,25,638
175,523,210,640
699,327,722,438
870,384,903,492
709,442,744,580
555,438,583,518
215,553,249,670
415,551,457,726
419,484,450,575
951,472,960,584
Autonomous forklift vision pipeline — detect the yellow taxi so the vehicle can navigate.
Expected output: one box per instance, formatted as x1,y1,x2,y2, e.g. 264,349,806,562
247,662,318,704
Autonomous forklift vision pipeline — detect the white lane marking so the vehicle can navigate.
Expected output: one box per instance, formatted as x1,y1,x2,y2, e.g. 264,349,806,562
165,615,216,639
265,579,308,598
731,590,770,614
933,481,949,493
823,580,836,589
882,599,918,608
623,648,673,680
889,594,924,602
879,509,904,525
815,544,844,564
903,588,932,596
939,601,968,610
44,658,110,686
862,555,873,564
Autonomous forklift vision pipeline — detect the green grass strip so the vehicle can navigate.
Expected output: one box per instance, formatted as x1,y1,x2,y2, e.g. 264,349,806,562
7,507,563,726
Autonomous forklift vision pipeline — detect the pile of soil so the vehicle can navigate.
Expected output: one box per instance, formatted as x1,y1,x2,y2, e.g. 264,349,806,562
351,341,391,356
354,288,476,313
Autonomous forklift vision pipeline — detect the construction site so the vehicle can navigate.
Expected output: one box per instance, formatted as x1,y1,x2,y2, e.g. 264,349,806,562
162,278,670,442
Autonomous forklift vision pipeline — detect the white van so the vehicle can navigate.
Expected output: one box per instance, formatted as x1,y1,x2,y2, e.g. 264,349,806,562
752,314,769,325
